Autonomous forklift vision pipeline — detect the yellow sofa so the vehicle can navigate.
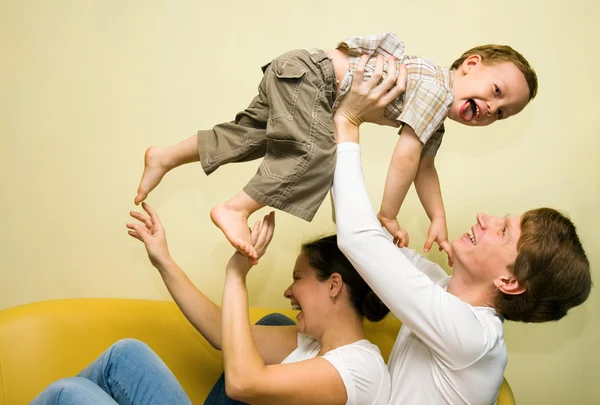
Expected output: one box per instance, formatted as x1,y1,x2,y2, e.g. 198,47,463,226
0,298,516,404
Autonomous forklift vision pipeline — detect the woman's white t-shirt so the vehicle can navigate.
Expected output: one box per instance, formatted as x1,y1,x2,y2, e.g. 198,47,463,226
282,334,391,405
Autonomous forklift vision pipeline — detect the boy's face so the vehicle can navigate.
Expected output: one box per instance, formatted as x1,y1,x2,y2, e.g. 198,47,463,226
448,55,530,127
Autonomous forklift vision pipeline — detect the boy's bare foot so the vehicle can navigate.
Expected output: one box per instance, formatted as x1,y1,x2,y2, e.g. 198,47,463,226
210,203,258,263
135,147,172,205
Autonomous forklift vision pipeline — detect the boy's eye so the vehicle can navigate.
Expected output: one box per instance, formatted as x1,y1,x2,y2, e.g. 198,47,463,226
497,109,503,119
494,85,501,96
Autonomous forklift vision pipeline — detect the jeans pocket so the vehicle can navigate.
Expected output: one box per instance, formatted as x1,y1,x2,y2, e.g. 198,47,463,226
262,138,309,181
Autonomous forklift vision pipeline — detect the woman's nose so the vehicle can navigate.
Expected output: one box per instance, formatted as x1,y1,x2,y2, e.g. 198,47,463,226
283,284,292,299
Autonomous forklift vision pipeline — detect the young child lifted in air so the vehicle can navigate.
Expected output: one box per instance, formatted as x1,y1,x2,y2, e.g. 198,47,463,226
134,33,537,263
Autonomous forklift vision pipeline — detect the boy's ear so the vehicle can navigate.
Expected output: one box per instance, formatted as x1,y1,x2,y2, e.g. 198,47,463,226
462,54,482,75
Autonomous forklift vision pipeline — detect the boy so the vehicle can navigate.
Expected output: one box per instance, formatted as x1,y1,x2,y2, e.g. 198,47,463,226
134,33,537,262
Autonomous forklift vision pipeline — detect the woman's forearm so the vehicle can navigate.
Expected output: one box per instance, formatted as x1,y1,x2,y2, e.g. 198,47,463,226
221,271,267,398
156,259,222,349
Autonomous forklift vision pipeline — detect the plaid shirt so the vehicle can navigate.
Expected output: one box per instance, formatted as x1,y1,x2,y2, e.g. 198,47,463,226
335,33,454,157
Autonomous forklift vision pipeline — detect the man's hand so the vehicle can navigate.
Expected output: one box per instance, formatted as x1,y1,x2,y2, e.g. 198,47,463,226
334,55,407,128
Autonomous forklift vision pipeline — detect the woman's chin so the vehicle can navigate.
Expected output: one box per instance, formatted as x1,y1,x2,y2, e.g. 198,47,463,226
296,311,305,333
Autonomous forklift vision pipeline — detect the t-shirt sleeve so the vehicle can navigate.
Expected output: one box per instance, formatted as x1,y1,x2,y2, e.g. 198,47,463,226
322,342,391,405
398,246,450,284
377,228,450,284
398,79,452,146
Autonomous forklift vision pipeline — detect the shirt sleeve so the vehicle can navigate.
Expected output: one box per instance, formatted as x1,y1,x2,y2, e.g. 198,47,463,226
398,79,452,146
332,143,496,369
322,342,391,405
337,32,405,59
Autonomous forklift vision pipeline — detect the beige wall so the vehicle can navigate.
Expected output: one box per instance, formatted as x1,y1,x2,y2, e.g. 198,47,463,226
2,0,599,403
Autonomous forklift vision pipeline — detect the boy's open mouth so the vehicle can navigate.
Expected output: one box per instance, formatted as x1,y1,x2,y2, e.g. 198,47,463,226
459,99,480,121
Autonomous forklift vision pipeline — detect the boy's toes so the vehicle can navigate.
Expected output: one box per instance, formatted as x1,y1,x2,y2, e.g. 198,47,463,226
243,245,257,259
134,194,144,205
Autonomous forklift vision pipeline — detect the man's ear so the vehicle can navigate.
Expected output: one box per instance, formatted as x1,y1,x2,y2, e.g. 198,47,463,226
461,54,482,75
494,275,526,295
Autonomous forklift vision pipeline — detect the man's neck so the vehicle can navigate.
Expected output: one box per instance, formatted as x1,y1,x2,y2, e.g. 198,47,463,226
447,270,497,308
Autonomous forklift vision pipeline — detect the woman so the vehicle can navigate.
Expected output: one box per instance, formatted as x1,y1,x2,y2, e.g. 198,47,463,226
331,55,591,404
30,203,391,405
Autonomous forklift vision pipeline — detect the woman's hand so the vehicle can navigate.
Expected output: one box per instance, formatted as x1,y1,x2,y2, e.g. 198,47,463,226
334,54,407,130
127,202,172,270
226,211,275,278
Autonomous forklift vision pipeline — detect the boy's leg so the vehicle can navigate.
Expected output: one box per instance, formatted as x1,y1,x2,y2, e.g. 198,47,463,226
135,135,199,205
136,62,273,207
29,377,118,405
243,49,337,223
77,338,193,405
203,313,296,405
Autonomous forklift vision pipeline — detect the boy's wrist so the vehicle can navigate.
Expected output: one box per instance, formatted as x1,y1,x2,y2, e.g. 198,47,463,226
377,211,396,222
430,214,447,223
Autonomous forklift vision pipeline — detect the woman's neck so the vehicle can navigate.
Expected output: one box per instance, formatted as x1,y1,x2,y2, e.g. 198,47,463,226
317,309,366,356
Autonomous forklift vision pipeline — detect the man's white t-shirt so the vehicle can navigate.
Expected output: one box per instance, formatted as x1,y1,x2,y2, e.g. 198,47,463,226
333,143,507,405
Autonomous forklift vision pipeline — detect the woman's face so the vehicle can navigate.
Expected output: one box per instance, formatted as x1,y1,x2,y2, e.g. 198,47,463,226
283,252,331,336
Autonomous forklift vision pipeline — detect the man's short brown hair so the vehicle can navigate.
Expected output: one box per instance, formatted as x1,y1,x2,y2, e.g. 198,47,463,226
451,45,538,102
496,208,592,323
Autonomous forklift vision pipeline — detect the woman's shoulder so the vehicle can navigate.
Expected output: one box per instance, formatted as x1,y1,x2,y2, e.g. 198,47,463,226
323,340,391,405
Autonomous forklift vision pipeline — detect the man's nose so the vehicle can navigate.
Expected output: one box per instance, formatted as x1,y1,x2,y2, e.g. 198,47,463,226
477,213,489,228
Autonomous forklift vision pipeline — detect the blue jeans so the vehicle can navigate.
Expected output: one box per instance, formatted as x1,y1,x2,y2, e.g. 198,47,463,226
30,313,295,405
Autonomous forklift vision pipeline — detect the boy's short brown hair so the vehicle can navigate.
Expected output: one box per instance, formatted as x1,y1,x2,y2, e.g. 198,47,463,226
451,45,538,102
496,208,592,323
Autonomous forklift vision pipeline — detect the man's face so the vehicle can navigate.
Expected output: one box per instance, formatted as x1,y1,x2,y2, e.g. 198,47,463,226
448,56,530,127
452,213,522,280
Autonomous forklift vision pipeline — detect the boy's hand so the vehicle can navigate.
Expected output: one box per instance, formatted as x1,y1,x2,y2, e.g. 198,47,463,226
424,218,453,267
127,202,172,269
378,212,409,248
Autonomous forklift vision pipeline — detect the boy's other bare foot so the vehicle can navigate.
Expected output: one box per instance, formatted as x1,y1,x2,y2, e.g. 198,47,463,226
135,147,172,205
210,203,258,263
